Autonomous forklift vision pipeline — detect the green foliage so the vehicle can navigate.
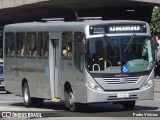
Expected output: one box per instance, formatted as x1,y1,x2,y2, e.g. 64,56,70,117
151,7,160,35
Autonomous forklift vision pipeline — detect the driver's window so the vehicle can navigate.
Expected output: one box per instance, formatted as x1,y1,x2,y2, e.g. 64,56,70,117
142,40,149,60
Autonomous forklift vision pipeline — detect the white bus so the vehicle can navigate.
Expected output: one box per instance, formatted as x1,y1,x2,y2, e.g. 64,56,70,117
3,20,155,111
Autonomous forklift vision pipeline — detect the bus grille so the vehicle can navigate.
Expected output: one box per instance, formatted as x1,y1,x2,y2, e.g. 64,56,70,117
103,77,140,84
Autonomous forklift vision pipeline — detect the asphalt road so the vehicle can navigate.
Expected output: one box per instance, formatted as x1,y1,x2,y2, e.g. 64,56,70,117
0,91,160,119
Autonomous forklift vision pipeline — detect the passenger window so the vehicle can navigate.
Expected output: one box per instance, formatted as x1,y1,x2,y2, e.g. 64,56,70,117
26,33,37,57
74,32,84,71
16,32,25,57
38,33,49,58
62,32,72,59
5,32,15,57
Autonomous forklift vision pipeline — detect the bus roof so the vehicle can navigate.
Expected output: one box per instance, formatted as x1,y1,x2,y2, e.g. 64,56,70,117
4,20,148,32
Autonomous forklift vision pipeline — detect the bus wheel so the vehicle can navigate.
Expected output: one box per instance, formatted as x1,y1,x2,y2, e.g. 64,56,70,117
23,82,32,107
64,90,69,108
68,90,77,112
65,89,78,112
122,101,135,110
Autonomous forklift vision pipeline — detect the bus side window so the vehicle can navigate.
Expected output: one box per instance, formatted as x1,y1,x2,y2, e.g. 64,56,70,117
26,33,37,57
16,32,25,57
62,32,73,59
38,33,49,58
5,32,15,57
74,32,84,71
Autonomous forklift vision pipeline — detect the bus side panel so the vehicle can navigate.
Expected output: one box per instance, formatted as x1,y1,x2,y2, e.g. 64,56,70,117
4,57,24,96
24,58,51,99
4,57,52,99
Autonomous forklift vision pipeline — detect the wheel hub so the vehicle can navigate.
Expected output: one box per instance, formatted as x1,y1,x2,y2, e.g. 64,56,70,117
68,92,74,106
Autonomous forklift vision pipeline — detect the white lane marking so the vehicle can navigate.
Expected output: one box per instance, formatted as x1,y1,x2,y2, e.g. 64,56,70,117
0,101,22,103
0,106,59,111
0,98,22,100
0,106,21,110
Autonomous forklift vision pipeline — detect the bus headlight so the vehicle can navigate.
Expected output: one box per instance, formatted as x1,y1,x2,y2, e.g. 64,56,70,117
86,80,103,91
140,79,153,90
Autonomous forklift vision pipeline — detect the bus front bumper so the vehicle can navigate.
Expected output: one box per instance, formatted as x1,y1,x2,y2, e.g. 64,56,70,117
86,85,154,103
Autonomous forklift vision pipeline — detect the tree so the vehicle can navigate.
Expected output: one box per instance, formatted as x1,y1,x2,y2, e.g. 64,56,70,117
151,6,160,35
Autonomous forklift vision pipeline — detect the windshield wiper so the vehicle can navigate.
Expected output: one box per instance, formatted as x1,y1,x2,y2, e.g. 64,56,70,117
124,34,136,52
104,35,116,55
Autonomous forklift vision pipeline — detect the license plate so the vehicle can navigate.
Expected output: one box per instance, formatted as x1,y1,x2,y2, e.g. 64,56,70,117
117,93,129,98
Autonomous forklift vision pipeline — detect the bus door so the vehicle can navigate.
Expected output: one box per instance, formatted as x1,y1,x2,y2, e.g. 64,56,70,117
49,33,60,98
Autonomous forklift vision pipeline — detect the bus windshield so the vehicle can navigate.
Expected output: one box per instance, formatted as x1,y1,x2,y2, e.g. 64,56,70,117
87,36,153,73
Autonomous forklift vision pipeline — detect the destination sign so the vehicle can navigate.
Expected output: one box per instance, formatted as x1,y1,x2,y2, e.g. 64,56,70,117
90,23,147,34
109,25,141,32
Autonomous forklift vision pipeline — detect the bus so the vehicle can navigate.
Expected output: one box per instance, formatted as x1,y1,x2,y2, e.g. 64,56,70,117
3,20,155,111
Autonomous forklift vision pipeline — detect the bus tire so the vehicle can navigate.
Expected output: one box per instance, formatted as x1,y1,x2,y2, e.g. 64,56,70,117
68,90,77,112
122,101,135,110
23,82,33,107
64,90,69,108
65,89,79,112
